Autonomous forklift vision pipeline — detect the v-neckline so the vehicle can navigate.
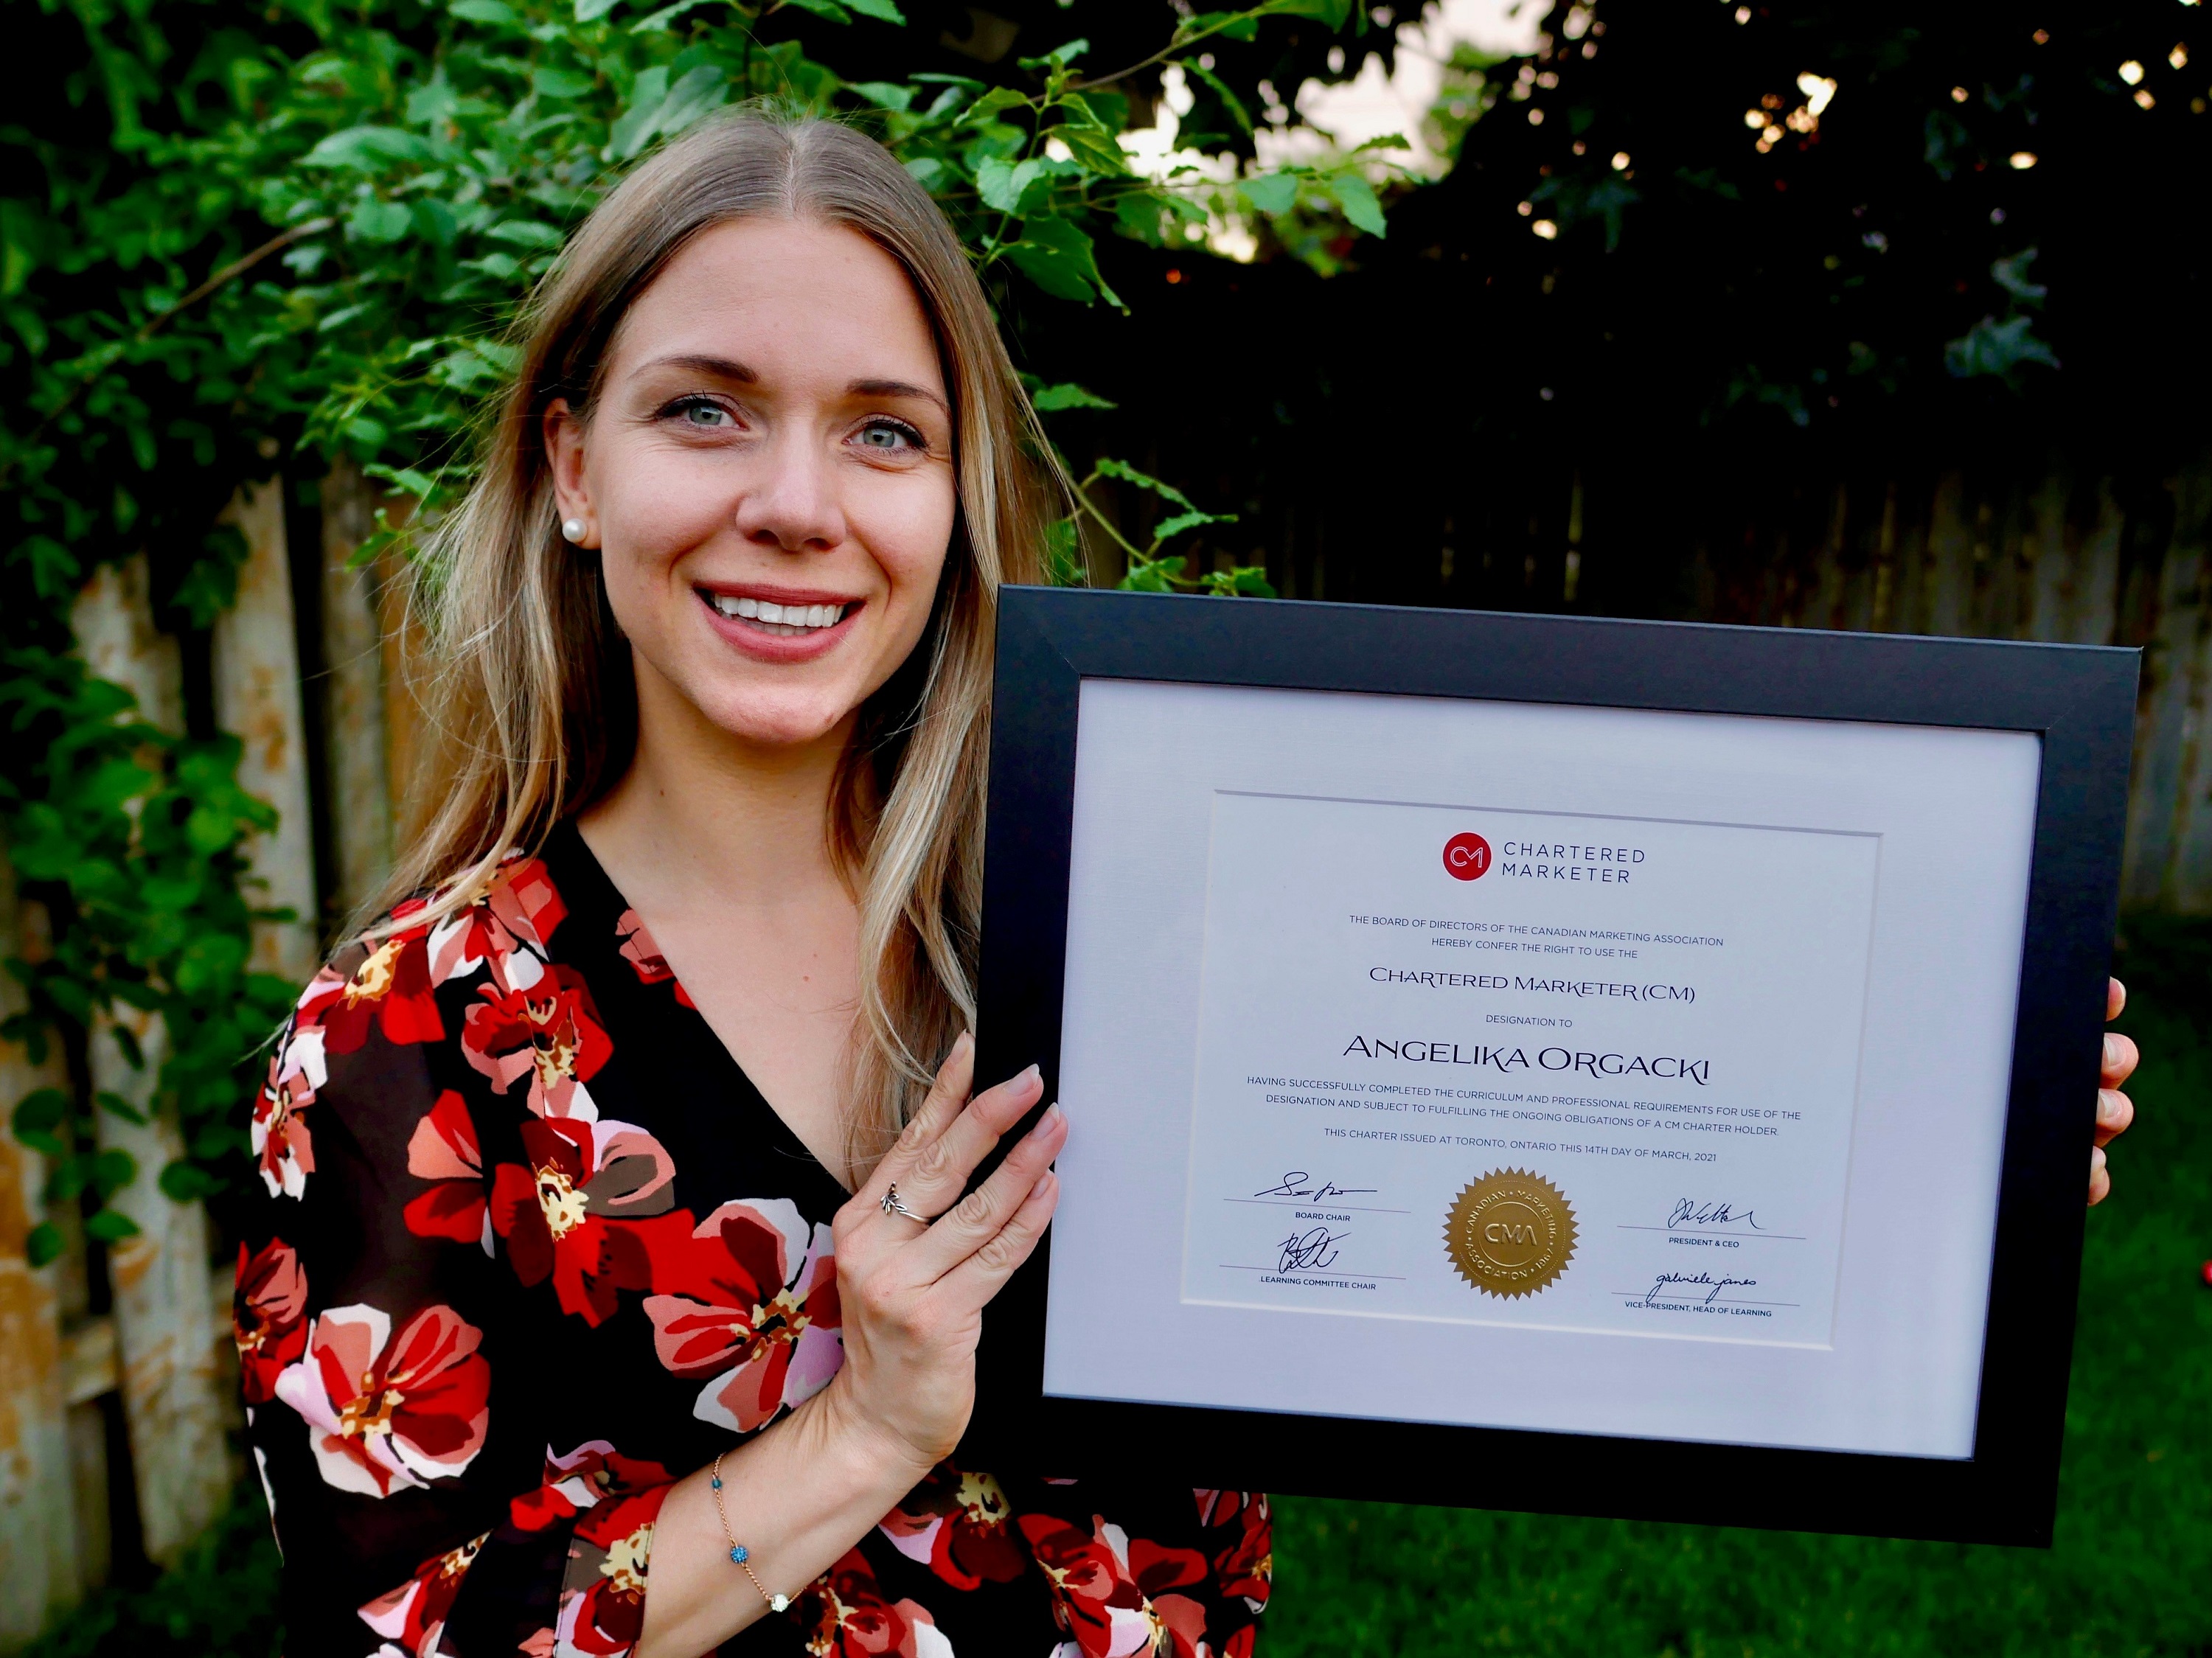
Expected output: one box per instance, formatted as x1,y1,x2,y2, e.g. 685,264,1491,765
540,818,857,1197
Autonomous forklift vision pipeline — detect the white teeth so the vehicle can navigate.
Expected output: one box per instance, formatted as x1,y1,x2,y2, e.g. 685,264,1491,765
707,593,848,632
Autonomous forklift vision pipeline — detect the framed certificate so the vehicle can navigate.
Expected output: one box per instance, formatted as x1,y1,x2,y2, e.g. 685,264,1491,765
964,587,2136,1545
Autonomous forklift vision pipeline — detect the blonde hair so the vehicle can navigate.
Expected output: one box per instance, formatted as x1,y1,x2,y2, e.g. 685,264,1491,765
378,111,1061,1170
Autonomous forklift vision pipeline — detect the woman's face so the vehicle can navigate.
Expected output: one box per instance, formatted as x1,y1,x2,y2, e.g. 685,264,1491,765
548,217,957,752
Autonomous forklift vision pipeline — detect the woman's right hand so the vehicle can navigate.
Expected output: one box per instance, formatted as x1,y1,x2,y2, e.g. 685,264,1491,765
821,1033,1064,1475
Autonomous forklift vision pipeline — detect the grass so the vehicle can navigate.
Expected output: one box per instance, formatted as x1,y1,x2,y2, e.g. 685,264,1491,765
25,925,2211,1658
1265,916,2212,1658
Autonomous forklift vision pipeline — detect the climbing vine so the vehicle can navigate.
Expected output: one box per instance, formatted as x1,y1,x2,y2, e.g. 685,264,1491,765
4,0,1400,1253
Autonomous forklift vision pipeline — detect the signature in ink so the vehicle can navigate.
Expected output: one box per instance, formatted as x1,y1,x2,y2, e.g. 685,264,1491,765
1276,1227,1349,1273
1256,1171,1379,1202
1640,1270,1758,1308
1666,1198,1763,1232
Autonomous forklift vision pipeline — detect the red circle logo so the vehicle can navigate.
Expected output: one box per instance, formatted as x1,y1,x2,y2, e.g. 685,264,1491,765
1443,832,1492,881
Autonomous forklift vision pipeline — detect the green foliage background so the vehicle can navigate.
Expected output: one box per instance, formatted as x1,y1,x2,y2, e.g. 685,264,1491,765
4,0,1394,1243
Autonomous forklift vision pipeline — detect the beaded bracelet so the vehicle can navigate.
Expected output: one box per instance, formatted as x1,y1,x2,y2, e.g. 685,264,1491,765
709,1452,790,1613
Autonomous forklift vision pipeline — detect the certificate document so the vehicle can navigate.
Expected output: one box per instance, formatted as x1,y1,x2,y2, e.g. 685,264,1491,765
1180,792,1879,1346
978,587,2135,1540
1034,675,2049,1461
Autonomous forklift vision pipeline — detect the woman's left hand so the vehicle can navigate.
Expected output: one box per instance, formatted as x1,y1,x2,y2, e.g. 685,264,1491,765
2091,976,2138,1205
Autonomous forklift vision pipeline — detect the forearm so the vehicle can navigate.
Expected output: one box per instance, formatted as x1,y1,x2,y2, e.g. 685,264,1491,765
633,1376,933,1658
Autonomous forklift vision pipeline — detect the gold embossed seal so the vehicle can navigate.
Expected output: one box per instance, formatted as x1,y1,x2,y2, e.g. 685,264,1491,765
1445,1168,1578,1298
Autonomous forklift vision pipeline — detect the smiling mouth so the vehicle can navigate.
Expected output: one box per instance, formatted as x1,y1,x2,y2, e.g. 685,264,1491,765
700,591,855,636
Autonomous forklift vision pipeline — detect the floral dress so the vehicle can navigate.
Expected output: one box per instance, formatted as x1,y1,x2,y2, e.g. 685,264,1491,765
234,823,1272,1658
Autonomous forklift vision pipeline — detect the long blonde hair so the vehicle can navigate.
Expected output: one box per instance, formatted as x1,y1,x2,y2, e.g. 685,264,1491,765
378,111,1060,1168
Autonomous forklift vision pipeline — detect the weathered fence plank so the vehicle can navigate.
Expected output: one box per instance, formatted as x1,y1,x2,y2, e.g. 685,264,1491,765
68,554,233,1571
319,462,396,929
215,481,321,983
0,859,80,1643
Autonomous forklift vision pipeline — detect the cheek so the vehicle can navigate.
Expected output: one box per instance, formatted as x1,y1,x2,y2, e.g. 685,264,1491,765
858,474,959,620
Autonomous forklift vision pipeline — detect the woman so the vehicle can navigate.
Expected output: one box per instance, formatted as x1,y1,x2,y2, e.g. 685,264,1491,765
232,111,2139,1658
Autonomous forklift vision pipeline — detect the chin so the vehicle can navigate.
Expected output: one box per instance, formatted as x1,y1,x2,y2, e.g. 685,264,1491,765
696,687,860,750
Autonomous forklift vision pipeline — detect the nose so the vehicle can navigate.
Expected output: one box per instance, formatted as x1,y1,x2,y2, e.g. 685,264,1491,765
732,428,847,554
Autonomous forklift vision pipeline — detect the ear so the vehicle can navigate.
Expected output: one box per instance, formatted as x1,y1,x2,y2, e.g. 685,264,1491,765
545,398,597,547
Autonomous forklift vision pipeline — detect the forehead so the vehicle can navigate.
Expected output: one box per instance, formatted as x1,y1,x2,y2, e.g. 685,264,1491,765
611,216,943,389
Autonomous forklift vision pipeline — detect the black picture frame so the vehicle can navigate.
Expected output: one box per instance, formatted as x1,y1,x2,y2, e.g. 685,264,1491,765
959,585,2138,1547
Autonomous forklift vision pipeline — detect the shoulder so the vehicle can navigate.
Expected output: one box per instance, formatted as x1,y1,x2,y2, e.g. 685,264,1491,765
249,850,578,1203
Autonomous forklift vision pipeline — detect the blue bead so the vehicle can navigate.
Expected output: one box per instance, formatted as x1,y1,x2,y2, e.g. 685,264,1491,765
729,1545,748,1564
709,1475,722,1490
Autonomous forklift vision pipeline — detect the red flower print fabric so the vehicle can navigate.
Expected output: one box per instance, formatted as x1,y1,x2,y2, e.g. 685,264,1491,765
232,1239,307,1405
613,908,696,1009
879,1466,1028,1589
251,1027,321,1199
794,1548,953,1658
274,1303,490,1497
298,918,445,1055
358,1532,486,1657
644,1197,843,1431
489,1117,688,1326
235,826,1269,1658
462,966,614,1120
403,1090,492,1251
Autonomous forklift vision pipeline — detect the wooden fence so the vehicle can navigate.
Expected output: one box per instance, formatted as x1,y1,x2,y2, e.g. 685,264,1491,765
1,449,2208,1643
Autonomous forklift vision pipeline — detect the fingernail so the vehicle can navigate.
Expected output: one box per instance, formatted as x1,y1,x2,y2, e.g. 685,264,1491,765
1020,1063,1041,1086
1042,1101,1065,1129
2098,1089,2124,1126
2103,1034,2119,1069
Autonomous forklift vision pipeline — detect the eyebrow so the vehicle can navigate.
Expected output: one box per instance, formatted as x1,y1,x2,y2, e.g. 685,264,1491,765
848,377,950,417
633,357,950,420
638,352,758,383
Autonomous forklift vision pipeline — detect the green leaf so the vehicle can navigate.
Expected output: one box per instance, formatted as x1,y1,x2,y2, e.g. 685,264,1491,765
1265,0,1353,24
12,1087,70,1158
532,67,597,99
485,219,566,249
1096,455,1198,511
90,1147,138,1199
1032,382,1117,411
780,0,852,20
94,1090,147,1126
963,86,1031,126
1327,171,1387,237
1118,554,1187,593
159,1160,220,1202
1005,215,1100,302
25,1222,63,1269
1052,122,1130,178
451,0,519,24
1153,507,1235,540
1203,565,1278,597
1238,171,1300,215
84,1208,142,1244
1182,60,1253,133
575,0,623,18
302,126,437,171
844,0,907,20
347,198,414,244
849,81,915,112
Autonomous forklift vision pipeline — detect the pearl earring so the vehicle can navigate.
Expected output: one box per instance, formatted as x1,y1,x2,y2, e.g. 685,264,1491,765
560,518,586,543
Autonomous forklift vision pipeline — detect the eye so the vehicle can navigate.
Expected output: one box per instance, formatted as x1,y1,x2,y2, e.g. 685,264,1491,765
666,395,737,430
855,418,925,453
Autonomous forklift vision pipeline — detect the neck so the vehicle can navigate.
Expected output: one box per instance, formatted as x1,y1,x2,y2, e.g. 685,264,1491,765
577,655,855,908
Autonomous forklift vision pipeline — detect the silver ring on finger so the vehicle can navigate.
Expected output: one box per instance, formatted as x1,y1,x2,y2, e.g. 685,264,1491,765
880,1183,925,1223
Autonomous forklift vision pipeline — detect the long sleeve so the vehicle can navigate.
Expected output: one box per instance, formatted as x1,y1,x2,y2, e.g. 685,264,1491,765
233,913,672,1658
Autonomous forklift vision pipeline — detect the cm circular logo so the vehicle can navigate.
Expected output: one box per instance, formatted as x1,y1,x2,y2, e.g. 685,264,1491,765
1442,831,1492,881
